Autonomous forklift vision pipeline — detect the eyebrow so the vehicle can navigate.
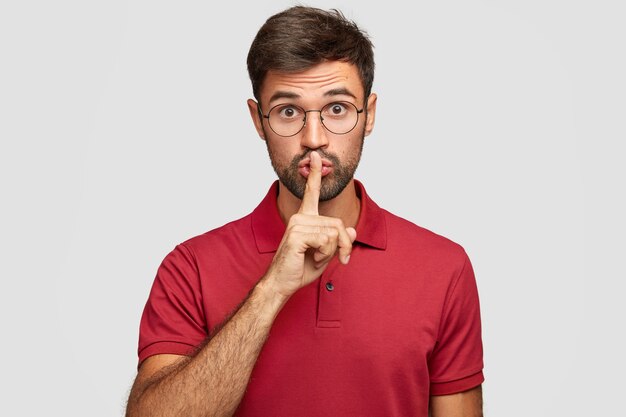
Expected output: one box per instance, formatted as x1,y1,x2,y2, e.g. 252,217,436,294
268,91,301,104
323,88,357,99
268,87,358,104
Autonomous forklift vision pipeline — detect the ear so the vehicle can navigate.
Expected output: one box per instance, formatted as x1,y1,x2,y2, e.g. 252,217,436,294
247,99,266,141
364,93,377,137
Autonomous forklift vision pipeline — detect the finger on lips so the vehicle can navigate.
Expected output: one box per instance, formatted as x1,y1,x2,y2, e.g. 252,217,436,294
294,150,357,266
299,151,322,215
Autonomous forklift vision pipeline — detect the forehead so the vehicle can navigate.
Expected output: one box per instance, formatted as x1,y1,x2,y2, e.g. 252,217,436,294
260,61,364,104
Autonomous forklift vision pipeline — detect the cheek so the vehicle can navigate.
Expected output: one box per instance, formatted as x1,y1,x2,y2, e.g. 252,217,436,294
336,136,363,158
267,140,298,164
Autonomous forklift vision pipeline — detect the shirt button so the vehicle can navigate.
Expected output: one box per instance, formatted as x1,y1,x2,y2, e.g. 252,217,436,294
325,282,334,291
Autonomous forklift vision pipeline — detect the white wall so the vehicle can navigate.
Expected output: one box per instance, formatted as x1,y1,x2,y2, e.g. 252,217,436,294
1,0,624,415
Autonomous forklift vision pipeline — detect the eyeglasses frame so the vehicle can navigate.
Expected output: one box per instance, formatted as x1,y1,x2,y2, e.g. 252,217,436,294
258,101,365,137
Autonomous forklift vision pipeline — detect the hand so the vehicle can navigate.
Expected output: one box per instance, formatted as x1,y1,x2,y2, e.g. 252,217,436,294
263,151,357,299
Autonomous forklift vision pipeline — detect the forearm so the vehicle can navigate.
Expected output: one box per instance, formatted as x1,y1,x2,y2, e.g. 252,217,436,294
127,279,287,417
429,386,483,417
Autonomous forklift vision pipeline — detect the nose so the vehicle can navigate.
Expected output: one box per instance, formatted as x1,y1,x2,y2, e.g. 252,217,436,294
300,110,329,150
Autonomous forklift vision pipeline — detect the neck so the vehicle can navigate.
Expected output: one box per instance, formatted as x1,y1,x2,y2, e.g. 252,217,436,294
276,179,361,228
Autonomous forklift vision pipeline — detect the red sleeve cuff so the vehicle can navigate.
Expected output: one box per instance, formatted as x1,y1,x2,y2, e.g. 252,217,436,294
430,370,484,396
138,341,199,368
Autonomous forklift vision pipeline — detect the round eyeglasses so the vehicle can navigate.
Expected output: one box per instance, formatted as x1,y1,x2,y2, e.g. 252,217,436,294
261,101,364,137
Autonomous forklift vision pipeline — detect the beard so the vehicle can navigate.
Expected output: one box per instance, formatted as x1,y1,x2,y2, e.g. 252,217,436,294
266,132,365,202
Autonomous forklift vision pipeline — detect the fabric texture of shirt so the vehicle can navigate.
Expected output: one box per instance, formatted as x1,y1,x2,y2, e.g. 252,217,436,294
138,180,484,416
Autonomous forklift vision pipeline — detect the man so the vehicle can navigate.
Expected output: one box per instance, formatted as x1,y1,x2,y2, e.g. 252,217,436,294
126,6,484,417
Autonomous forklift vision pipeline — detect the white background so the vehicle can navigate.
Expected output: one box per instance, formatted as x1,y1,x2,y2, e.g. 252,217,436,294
1,0,624,415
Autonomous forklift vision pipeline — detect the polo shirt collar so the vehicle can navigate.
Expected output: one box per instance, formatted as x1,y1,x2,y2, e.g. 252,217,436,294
251,180,387,253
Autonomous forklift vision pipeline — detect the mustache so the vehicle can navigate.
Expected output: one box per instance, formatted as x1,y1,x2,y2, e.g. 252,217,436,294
289,149,341,167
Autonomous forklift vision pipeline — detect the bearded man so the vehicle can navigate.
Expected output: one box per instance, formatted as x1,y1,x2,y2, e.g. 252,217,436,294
126,6,484,417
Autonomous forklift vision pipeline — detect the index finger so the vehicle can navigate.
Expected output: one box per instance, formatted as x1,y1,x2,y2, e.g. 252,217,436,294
299,151,322,215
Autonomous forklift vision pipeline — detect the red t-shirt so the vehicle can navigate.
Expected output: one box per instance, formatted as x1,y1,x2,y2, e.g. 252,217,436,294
138,180,484,416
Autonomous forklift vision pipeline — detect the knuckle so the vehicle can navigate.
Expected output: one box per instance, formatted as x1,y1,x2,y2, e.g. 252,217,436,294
333,218,345,228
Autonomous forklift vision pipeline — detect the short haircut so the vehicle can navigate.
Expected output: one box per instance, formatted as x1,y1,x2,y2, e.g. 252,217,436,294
247,6,375,104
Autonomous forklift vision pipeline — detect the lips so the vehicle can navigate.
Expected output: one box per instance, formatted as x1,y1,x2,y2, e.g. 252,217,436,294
298,157,333,178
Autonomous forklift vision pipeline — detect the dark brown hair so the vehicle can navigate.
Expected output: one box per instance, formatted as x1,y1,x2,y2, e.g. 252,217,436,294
247,6,375,103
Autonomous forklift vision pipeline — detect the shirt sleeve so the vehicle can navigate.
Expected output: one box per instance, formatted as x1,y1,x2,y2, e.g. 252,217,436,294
137,244,208,367
429,252,484,395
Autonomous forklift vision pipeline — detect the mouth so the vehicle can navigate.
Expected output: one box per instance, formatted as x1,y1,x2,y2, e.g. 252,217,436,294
297,158,333,178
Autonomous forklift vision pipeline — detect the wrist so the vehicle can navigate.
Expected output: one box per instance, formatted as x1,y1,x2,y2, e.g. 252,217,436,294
255,275,291,312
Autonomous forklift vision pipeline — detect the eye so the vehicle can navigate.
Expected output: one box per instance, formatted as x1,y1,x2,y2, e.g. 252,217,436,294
323,102,349,117
275,105,302,119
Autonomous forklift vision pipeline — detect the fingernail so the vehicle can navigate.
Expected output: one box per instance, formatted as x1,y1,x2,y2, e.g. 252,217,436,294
344,255,350,264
